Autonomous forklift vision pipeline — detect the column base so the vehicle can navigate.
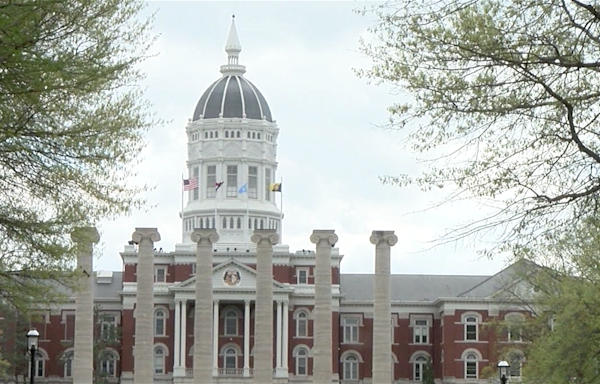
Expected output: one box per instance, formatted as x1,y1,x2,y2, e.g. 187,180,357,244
213,367,219,377
275,367,288,378
173,367,187,377
244,367,251,377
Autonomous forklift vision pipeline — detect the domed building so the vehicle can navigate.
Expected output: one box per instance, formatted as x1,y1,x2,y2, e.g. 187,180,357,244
4,17,530,384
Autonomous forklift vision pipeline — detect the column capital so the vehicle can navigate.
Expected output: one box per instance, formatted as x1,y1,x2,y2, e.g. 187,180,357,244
213,299,220,305
71,226,100,245
251,229,279,246
190,228,219,245
244,299,252,305
310,229,338,246
369,230,398,247
132,227,161,244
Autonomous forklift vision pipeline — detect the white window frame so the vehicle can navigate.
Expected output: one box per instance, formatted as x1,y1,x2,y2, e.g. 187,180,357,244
154,308,167,336
98,350,118,378
465,352,478,379
342,315,361,344
413,355,428,381
224,309,239,336
294,347,309,375
463,314,480,341
508,351,524,378
154,266,167,283
62,350,74,377
295,310,309,338
413,318,429,344
506,313,525,342
296,268,309,285
154,346,166,374
224,347,238,369
342,353,359,380
206,165,217,198
226,165,238,198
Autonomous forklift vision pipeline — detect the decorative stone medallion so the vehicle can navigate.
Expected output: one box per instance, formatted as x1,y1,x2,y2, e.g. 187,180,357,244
223,269,241,286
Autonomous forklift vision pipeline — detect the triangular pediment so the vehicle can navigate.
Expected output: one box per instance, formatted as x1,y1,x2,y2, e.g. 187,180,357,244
171,258,286,291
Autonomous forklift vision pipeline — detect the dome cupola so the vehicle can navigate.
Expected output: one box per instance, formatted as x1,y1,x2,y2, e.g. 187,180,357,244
192,15,273,122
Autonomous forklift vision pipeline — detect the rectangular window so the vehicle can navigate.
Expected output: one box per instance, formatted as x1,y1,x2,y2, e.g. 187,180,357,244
248,166,258,199
192,166,199,200
100,314,117,340
206,165,216,198
414,319,428,344
297,268,308,284
155,267,166,283
226,165,238,197
265,168,271,201
343,317,359,343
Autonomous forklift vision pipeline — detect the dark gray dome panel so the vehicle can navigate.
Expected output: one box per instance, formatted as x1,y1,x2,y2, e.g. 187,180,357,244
193,75,272,122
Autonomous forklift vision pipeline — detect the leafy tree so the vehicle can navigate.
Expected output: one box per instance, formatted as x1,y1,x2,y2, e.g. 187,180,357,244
489,217,600,384
422,357,435,384
0,0,157,311
93,306,121,384
357,0,600,258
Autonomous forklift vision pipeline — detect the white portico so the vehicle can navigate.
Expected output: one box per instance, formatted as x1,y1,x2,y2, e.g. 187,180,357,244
170,258,293,380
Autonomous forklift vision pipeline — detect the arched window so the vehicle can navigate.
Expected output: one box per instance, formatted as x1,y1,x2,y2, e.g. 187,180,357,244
252,132,256,139
296,311,308,337
154,309,166,336
257,133,261,140
211,217,215,228
236,131,240,138
295,348,308,375
225,131,229,138
210,132,213,139
260,219,264,229
62,350,73,377
247,132,251,138
464,315,478,340
237,218,242,229
99,350,117,377
199,217,204,229
215,131,218,138
224,347,237,369
254,219,258,229
224,310,238,336
230,217,234,229
248,218,252,229
154,346,166,374
222,217,227,229
205,132,208,139
413,355,428,381
343,354,359,380
465,352,478,378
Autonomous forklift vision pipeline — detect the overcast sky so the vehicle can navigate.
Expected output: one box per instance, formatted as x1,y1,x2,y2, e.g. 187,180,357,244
94,1,509,276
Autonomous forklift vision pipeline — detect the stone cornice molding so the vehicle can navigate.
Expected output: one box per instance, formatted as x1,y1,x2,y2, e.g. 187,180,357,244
309,230,338,247
369,230,398,247
132,228,161,245
251,229,279,247
190,228,220,245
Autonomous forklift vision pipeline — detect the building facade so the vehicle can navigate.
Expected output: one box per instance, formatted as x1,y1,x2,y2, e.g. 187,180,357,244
8,18,528,384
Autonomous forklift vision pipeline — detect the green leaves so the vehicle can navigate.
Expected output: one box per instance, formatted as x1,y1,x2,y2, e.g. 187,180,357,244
0,0,157,312
358,0,600,256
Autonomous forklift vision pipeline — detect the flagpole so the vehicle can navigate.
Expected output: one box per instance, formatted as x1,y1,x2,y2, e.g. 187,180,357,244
280,177,284,243
181,173,184,242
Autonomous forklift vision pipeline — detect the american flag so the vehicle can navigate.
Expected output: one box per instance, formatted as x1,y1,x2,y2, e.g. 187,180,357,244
183,177,198,191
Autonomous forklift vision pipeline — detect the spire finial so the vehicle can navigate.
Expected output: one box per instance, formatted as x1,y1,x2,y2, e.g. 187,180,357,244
221,15,246,76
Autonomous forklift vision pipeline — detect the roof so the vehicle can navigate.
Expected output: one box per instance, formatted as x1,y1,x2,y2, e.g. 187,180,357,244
340,274,490,302
192,75,272,122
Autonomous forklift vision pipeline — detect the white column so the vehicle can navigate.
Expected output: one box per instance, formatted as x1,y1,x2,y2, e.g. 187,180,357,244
276,300,283,371
213,300,220,376
244,300,251,377
181,300,187,368
282,301,289,371
174,300,181,370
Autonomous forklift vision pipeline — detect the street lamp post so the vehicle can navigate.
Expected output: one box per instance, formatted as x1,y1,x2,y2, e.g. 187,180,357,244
498,360,510,384
27,328,39,384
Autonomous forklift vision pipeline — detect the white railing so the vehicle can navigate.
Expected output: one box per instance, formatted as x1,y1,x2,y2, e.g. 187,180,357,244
218,368,244,376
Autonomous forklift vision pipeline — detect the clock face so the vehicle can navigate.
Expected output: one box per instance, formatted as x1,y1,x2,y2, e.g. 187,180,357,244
223,269,241,286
